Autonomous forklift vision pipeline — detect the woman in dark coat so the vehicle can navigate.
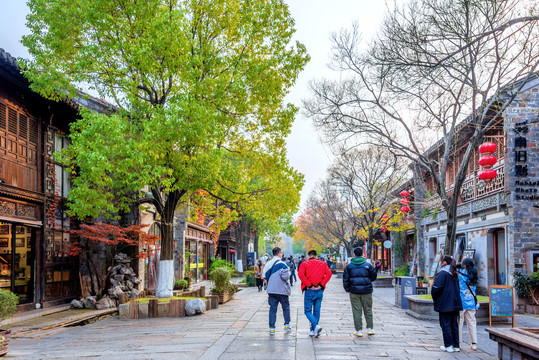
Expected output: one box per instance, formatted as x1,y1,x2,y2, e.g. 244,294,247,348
431,255,463,353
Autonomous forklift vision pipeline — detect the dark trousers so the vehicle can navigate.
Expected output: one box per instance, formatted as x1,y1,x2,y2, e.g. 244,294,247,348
290,272,297,285
268,294,290,328
439,311,460,348
256,278,264,291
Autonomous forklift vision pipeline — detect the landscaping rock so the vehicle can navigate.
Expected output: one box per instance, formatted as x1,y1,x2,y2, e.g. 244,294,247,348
185,299,206,316
83,296,97,309
96,296,116,310
70,299,84,309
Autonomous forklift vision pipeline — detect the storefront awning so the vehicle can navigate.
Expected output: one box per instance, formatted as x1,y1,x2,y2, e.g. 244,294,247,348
0,215,42,227
185,235,213,244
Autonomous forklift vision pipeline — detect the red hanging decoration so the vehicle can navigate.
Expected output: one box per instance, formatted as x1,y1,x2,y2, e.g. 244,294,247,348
382,215,388,219
400,190,410,197
400,206,410,213
381,226,388,232
478,155,497,169
478,169,497,183
478,142,497,155
400,198,410,205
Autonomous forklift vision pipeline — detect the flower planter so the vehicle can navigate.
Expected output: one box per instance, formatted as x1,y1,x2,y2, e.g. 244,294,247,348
217,290,233,304
0,345,8,358
404,295,491,324
525,304,539,315
0,330,10,358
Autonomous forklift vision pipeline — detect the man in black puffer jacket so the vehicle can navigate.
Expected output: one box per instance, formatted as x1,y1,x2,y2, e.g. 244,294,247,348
343,248,377,337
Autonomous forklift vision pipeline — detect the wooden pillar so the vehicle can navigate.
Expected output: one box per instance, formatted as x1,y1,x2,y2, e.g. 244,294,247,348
178,299,186,317
148,298,159,318
129,300,139,319
169,299,181,317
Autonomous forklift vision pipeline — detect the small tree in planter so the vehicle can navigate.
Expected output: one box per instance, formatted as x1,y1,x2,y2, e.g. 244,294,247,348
0,289,19,357
513,270,539,314
210,267,234,304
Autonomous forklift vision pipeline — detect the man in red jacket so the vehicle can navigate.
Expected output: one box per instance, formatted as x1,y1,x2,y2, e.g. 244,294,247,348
298,249,333,337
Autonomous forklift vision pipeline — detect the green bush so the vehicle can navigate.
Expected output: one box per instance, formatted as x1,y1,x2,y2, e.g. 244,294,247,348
513,270,539,305
174,279,189,290
210,267,232,294
0,289,19,322
244,270,256,287
209,259,237,276
393,263,409,277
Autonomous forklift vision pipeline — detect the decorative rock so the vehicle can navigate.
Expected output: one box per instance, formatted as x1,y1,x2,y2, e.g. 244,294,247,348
185,299,206,316
96,296,116,310
70,299,84,309
83,296,97,309
108,286,124,298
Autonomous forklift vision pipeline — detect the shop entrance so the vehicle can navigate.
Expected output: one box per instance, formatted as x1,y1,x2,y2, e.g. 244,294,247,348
488,228,506,285
0,222,35,304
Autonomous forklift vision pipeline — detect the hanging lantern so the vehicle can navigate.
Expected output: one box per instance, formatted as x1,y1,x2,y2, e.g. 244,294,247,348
400,190,410,197
478,142,497,155
479,169,497,183
381,226,388,232
382,215,388,219
400,206,410,213
400,198,410,205
478,155,497,169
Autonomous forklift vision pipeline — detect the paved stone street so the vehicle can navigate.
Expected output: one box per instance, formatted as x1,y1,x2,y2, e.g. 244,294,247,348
8,277,531,359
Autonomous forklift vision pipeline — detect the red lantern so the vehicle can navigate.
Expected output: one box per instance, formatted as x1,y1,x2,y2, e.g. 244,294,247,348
478,155,497,169
478,142,497,155
400,206,410,213
382,215,388,219
400,190,410,197
400,198,410,205
479,169,497,183
381,226,388,232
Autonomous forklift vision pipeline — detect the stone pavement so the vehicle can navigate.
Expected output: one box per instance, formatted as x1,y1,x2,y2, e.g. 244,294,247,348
8,277,526,359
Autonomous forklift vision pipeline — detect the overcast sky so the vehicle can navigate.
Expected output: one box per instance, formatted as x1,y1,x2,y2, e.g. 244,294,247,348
0,0,387,214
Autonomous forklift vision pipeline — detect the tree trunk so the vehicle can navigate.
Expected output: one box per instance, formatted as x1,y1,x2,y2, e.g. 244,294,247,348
155,189,184,298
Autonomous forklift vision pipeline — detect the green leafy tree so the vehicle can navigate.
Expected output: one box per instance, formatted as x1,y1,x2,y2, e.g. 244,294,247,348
23,0,308,297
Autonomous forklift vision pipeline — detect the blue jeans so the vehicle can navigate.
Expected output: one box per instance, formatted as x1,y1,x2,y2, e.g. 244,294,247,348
268,294,290,329
304,289,323,331
290,272,297,285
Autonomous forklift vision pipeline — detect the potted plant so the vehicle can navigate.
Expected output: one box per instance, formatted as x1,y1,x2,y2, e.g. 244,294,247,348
173,279,188,291
210,267,234,304
0,289,19,357
513,270,539,314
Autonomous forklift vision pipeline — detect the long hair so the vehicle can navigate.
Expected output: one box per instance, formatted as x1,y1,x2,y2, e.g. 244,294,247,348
462,258,478,285
442,255,458,281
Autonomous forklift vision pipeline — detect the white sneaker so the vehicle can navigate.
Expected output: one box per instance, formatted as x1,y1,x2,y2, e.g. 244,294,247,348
308,330,315,337
440,345,455,353
353,331,363,337
314,325,323,338
471,344,478,351
367,328,375,335
453,347,461,352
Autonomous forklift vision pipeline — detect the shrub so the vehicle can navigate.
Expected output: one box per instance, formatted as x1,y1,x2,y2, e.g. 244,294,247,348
174,279,189,290
513,270,539,306
209,259,237,276
393,263,409,277
0,289,19,322
244,270,256,287
210,267,232,294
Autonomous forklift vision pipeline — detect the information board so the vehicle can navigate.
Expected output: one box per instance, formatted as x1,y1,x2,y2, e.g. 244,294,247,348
489,285,514,327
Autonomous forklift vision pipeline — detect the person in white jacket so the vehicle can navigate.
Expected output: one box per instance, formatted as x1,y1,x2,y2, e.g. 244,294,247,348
263,247,291,336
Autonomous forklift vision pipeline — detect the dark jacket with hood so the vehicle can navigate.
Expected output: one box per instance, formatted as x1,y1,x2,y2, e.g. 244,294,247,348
431,265,463,313
343,257,377,294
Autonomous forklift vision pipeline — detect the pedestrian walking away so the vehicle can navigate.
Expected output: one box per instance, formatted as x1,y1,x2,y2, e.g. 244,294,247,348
298,249,332,338
457,258,479,351
297,255,306,271
254,259,264,292
432,255,463,353
343,247,377,337
286,256,297,286
263,247,291,335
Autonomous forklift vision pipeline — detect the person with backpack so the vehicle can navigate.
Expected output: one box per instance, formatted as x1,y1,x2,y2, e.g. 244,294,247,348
254,259,264,292
263,247,291,335
457,258,479,351
286,256,297,286
432,255,463,353
343,247,377,337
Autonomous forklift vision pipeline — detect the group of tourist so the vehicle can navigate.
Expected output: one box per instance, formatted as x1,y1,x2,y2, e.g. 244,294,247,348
253,247,479,353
